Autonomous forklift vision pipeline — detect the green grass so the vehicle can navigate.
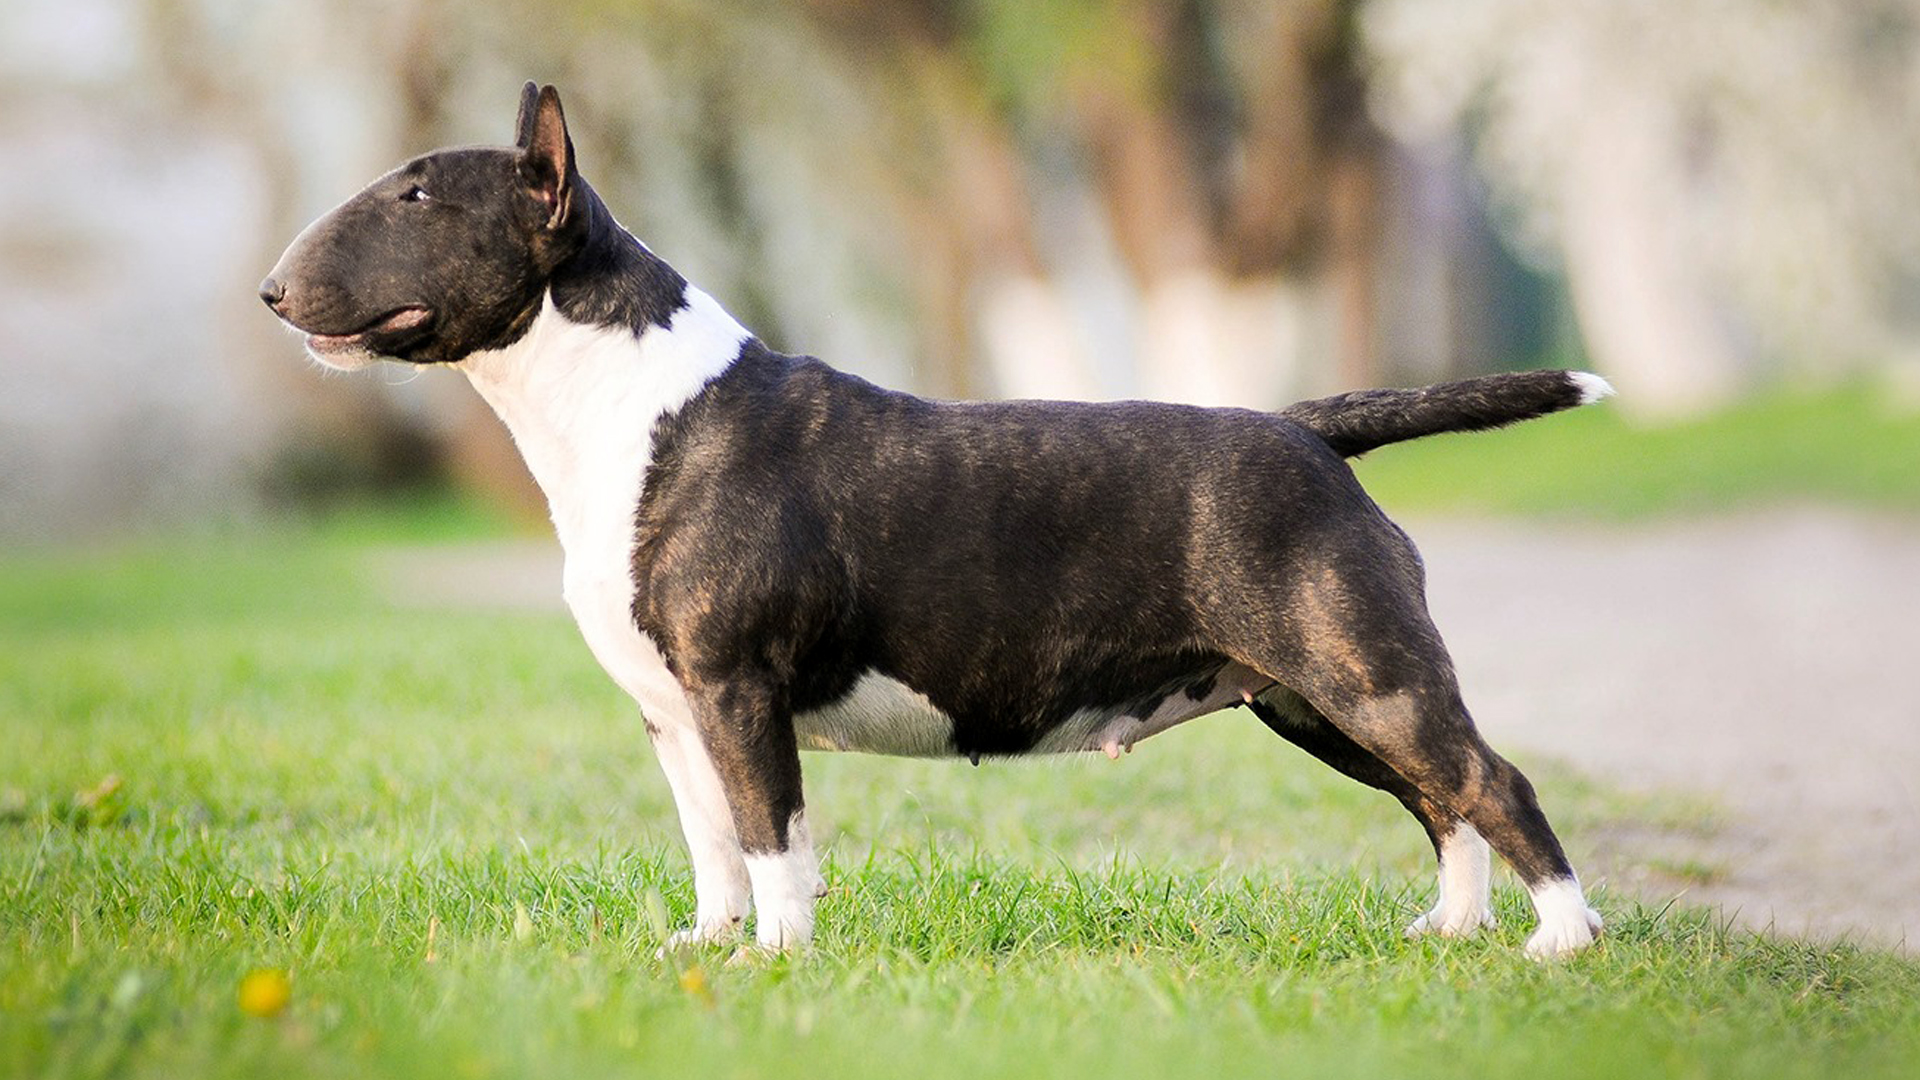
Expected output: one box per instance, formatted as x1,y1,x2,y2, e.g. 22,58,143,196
1354,383,1920,518
3,496,1918,1078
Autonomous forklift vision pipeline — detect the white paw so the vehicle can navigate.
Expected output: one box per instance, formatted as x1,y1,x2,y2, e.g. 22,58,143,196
659,916,744,955
744,846,818,952
718,933,807,962
1523,906,1604,960
1405,903,1497,938
1410,827,1495,940
753,913,814,952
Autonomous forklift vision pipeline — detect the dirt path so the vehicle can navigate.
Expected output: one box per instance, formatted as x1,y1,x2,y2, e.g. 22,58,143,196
377,508,1920,950
1412,511,1920,951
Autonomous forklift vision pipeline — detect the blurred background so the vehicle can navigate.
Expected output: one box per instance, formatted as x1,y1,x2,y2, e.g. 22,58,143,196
4,0,1918,537
4,0,1920,959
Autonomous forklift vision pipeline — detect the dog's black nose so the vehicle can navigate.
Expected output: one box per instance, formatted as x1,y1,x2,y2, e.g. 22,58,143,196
258,277,287,310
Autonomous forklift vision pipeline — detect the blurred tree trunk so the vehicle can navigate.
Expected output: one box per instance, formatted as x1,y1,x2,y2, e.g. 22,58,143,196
1559,93,1741,415
1309,0,1386,393
798,0,1392,406
801,2,1046,400
1328,152,1380,391
1085,0,1385,400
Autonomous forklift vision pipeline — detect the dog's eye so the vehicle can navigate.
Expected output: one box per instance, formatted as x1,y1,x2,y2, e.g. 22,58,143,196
400,185,431,203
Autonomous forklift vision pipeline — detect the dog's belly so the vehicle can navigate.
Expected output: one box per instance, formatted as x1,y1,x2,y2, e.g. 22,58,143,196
793,663,1273,759
792,673,957,756
1033,662,1274,757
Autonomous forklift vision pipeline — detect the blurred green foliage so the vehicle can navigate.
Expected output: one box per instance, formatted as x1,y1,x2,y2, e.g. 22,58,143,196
1357,384,1920,518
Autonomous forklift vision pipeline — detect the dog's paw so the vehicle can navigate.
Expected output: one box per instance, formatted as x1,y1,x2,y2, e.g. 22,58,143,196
723,943,792,968
656,916,745,957
1523,906,1604,960
1405,902,1496,939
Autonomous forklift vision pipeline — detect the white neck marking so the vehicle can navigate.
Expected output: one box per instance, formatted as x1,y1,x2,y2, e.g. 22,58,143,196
456,288,749,706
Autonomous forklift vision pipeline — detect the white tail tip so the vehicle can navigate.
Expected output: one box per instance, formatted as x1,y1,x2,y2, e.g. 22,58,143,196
1569,371,1616,405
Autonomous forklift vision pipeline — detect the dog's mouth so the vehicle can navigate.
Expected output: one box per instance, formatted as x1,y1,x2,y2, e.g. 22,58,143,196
305,306,434,355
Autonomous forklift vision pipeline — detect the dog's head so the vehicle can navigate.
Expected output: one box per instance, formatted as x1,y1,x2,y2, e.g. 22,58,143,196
261,83,587,370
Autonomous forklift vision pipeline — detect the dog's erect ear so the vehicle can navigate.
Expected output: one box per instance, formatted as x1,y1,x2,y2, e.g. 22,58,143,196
513,81,541,150
518,84,575,231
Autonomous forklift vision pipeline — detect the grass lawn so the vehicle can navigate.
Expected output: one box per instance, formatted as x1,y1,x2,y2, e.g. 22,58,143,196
5,385,1919,1078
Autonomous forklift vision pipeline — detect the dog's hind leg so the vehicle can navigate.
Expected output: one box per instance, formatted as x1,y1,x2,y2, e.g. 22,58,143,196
1216,521,1600,956
1248,688,1495,938
1225,579,1599,956
1318,679,1601,959
686,678,819,951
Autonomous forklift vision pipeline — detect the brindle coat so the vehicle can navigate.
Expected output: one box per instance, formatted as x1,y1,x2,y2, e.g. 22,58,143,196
262,83,1607,957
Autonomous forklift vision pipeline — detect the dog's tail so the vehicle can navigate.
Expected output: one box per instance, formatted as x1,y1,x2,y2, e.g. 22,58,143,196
1281,370,1614,459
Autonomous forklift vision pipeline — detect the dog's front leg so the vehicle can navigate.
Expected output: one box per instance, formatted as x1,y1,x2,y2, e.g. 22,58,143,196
645,717,752,945
688,680,817,951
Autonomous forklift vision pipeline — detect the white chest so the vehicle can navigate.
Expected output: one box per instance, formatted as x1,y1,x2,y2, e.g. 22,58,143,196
458,289,749,726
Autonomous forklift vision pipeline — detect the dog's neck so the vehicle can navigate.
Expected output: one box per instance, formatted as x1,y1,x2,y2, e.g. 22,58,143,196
457,276,750,559
546,184,692,338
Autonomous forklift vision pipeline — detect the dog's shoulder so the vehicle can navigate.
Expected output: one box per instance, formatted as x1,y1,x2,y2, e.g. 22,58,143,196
646,342,922,483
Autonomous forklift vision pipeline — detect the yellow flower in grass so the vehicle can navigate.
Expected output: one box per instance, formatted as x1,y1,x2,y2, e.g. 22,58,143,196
238,968,291,1018
678,964,715,1008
